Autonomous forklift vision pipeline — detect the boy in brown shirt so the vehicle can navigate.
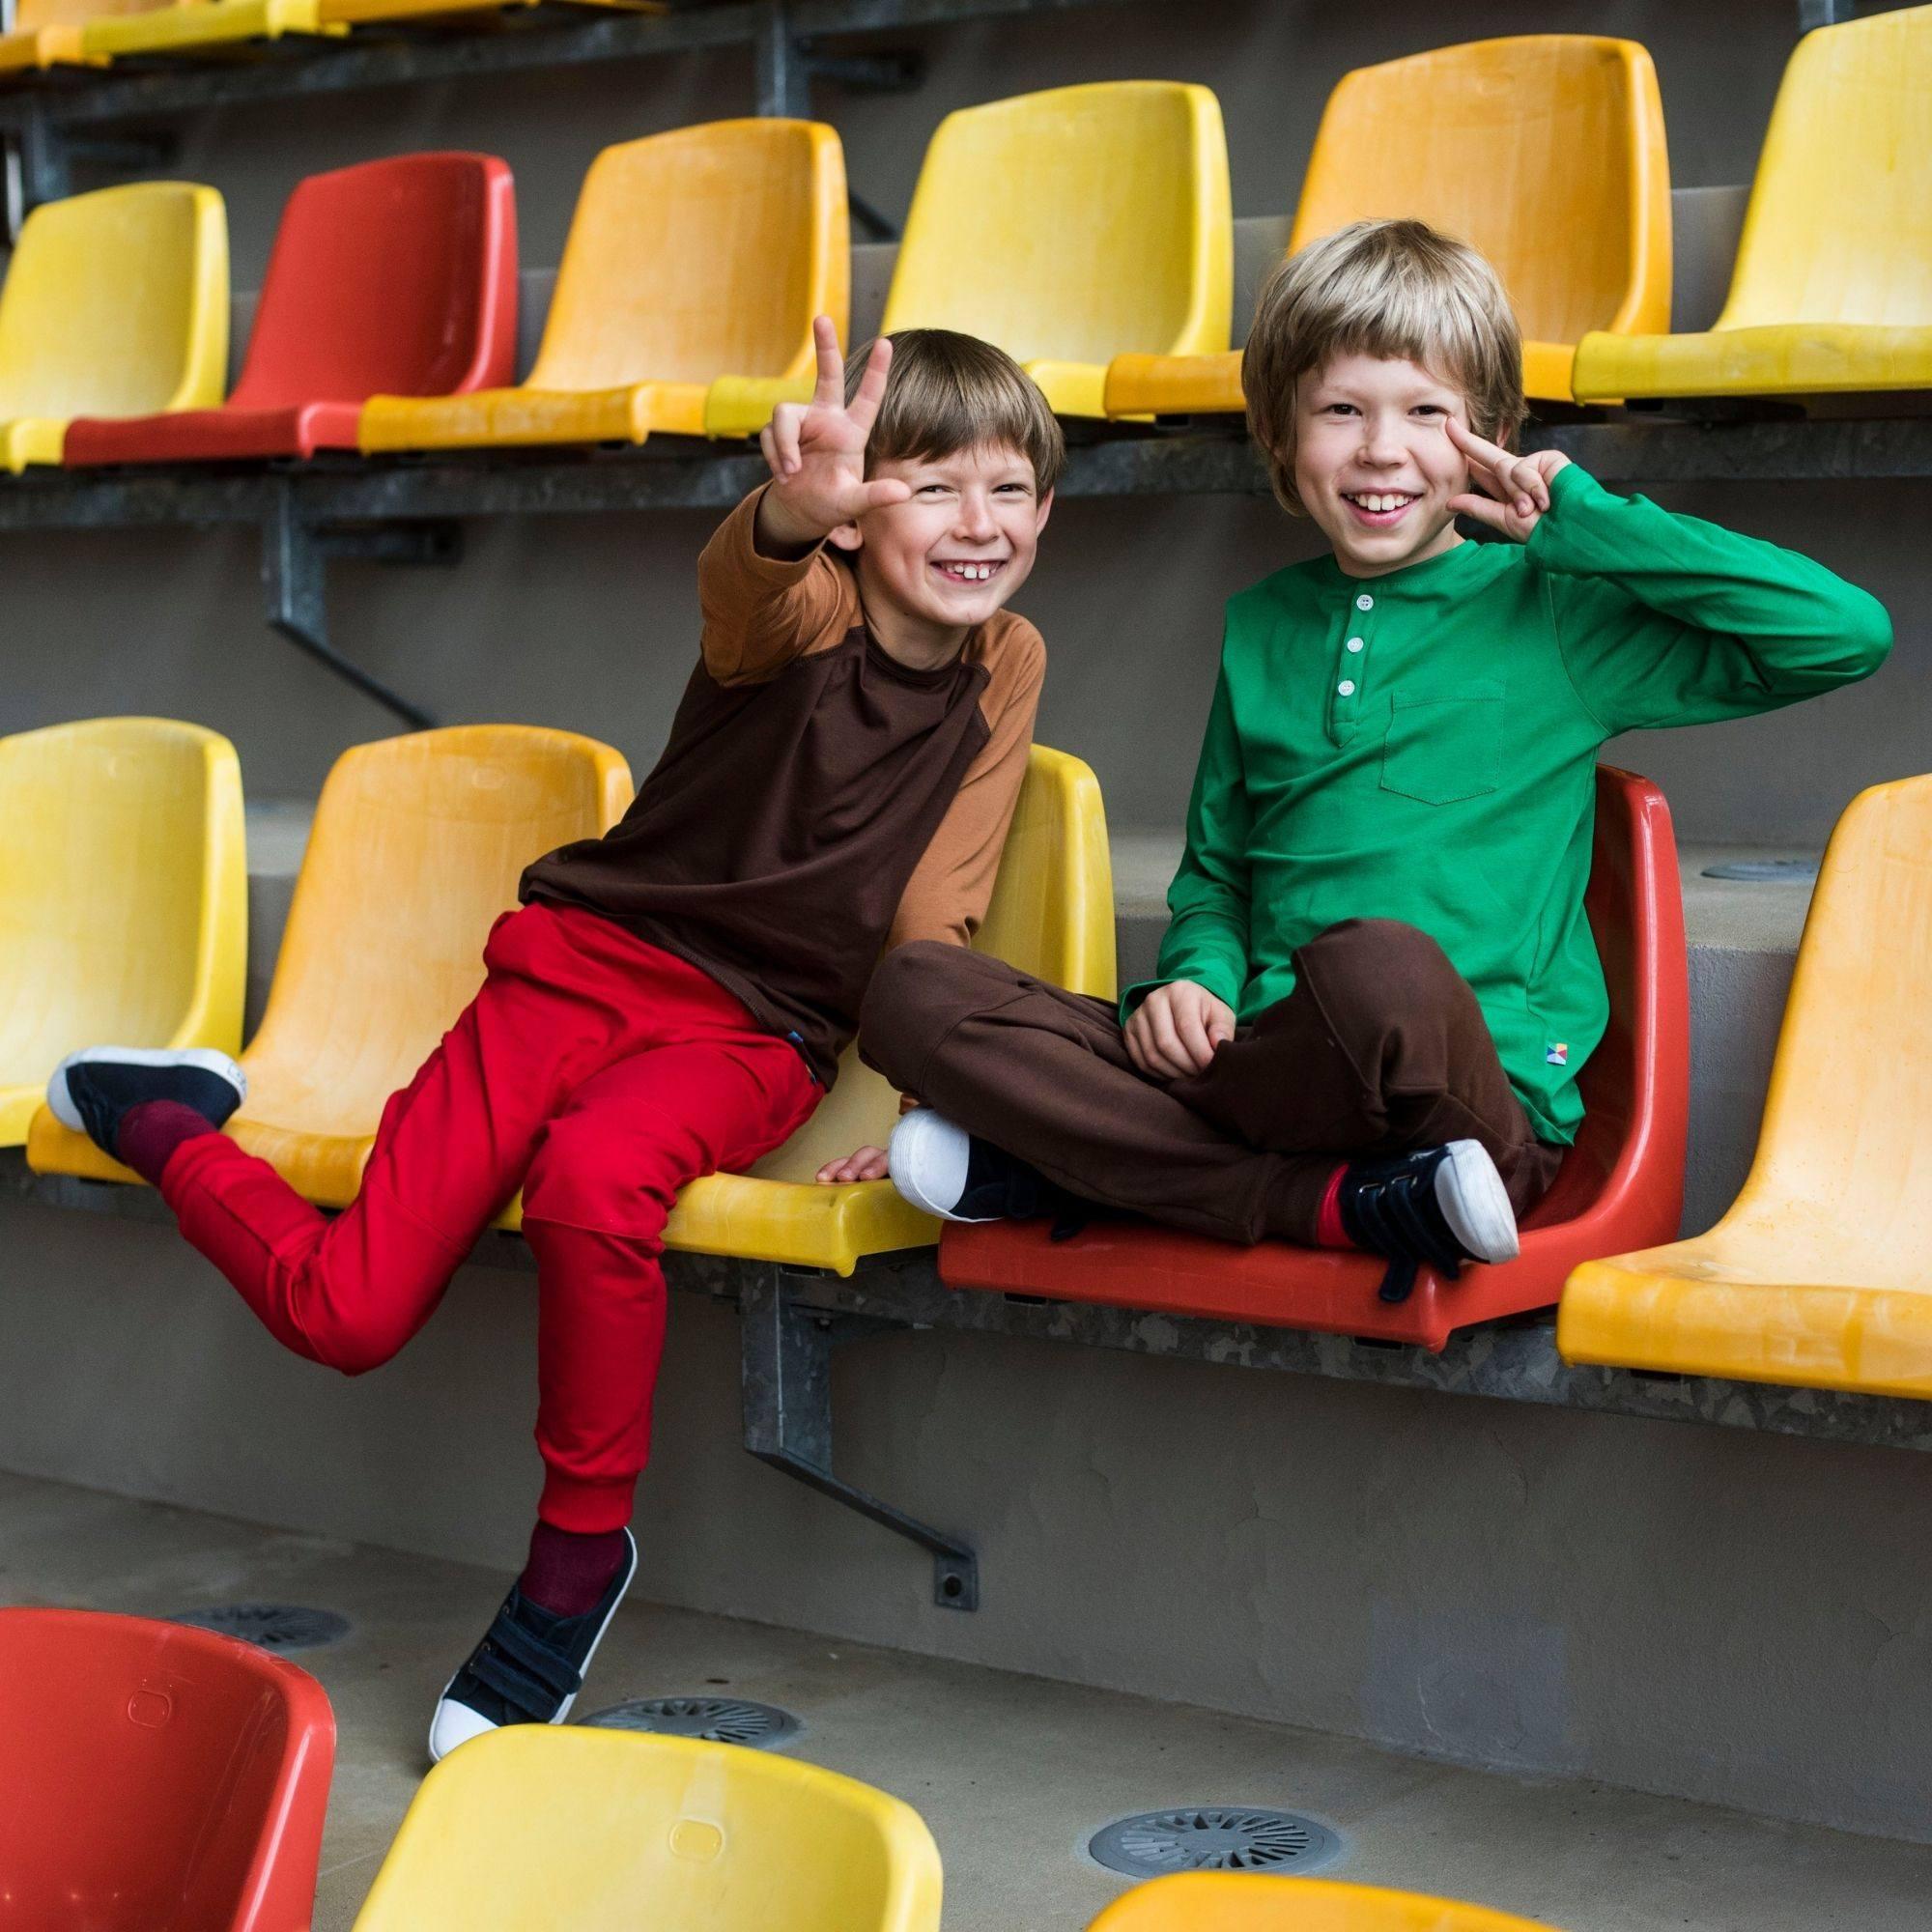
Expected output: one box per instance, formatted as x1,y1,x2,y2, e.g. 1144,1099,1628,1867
47,320,1060,1759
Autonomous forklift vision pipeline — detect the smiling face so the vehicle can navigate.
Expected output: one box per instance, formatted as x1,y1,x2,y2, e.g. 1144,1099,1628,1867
1292,353,1475,579
832,440,1052,665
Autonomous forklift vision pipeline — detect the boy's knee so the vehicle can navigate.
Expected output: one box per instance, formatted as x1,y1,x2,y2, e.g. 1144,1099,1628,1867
305,1311,413,1378
859,940,974,1081
1294,919,1472,1038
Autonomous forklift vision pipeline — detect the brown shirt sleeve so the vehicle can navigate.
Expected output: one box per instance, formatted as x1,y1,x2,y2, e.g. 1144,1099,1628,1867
697,485,861,687
886,614,1046,954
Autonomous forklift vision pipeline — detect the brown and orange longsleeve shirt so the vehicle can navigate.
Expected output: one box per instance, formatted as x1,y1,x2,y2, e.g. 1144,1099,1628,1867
521,487,1045,1089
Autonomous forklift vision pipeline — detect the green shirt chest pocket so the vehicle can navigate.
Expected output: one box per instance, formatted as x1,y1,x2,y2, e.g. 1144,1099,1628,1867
1379,681,1505,806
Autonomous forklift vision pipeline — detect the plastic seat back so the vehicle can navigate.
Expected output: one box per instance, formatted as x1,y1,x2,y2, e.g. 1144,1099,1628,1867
230,153,516,411
939,766,1687,1350
352,1725,941,1931
1704,7,1932,333
740,744,1116,1188
531,119,846,392
1090,1872,1568,1931
1291,37,1669,393
881,82,1231,410
0,1607,334,1932
235,726,631,1179
0,718,244,1139
0,182,227,421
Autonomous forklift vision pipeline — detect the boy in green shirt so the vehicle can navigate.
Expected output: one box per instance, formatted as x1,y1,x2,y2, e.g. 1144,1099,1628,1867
849,217,1891,1301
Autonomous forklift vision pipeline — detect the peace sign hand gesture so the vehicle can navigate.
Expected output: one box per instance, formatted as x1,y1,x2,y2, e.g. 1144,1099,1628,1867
1446,419,1571,543
755,316,913,554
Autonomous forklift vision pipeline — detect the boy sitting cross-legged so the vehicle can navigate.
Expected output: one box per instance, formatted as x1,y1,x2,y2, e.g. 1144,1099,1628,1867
47,318,1061,1759
860,217,1891,1301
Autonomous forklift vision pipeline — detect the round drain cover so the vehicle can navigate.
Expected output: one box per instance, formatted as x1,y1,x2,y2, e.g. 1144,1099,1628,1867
169,1605,351,1654
1701,859,1818,883
582,1695,802,1749
1089,1807,1343,1879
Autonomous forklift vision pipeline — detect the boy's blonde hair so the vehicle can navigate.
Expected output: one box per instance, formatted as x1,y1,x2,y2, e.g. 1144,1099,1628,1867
845,328,1065,496
1243,218,1526,517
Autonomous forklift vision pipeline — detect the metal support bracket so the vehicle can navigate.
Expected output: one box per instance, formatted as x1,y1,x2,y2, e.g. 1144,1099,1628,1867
740,1265,980,1610
260,487,454,728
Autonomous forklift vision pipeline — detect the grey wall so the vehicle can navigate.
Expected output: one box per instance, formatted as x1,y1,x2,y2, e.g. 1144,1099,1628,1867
7,0,1923,844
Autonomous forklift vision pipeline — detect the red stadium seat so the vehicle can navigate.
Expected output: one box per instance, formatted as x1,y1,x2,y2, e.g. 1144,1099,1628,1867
0,1606,336,1931
65,152,516,466
939,766,1689,1352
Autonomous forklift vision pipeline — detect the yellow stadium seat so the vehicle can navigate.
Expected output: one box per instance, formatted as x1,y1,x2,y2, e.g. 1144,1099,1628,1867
0,182,227,473
351,1726,942,1932
0,0,170,71
0,719,244,1147
1105,36,1669,416
1559,775,1932,1397
881,81,1232,419
28,725,633,1202
645,743,1114,1273
1089,1874,1569,1932
358,120,847,452
1573,6,1932,403
77,0,341,55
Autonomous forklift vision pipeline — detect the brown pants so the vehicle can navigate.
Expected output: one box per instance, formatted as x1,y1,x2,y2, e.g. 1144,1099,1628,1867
860,918,1564,1247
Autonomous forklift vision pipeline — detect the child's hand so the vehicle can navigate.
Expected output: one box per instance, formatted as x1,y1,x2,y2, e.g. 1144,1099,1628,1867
1125,980,1236,1082
1447,419,1570,542
756,316,913,552
816,1146,890,1184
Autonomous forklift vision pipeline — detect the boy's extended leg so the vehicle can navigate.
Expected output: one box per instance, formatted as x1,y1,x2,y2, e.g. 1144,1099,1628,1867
430,1031,816,1755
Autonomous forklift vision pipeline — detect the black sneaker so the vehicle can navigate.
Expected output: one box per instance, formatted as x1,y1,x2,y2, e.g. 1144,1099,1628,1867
428,1527,638,1762
47,1046,247,1158
1337,1139,1520,1305
888,1109,1089,1233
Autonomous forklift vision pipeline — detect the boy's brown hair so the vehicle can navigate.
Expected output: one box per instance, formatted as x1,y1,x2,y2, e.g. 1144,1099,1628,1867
1243,218,1527,517
845,327,1066,496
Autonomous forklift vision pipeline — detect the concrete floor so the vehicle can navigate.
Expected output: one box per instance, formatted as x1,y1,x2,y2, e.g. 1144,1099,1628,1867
4,1470,1929,1930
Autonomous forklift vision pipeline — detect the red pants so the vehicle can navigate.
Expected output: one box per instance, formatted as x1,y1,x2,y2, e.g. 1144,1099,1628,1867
161,902,820,1533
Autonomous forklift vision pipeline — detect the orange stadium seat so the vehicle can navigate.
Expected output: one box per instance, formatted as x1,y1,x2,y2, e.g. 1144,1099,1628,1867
939,766,1689,1351
1105,35,1670,415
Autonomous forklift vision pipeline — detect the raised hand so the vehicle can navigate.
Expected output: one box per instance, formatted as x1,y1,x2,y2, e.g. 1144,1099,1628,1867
756,315,913,551
1447,418,1570,542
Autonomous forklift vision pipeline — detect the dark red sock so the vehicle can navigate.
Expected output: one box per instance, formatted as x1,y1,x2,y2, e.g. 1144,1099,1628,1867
116,1100,219,1187
519,1520,629,1618
1314,1162,1353,1249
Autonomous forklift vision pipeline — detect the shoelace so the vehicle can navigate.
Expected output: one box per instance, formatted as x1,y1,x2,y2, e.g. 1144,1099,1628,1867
1346,1166,1468,1305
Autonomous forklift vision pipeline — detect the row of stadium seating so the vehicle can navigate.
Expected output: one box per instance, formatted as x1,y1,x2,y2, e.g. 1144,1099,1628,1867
7,715,1928,1401
1,11,1928,474
3,1605,1576,1932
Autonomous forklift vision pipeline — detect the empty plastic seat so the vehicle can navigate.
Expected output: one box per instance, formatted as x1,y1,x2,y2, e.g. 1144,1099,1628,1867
941,766,1687,1351
0,718,244,1145
359,120,845,452
0,1606,335,1932
65,154,516,466
76,0,335,59
1573,7,1932,403
28,725,633,1203
0,0,167,70
352,1725,940,1931
1561,774,1932,1395
1106,36,1670,416
0,182,227,472
880,82,1232,419
638,744,1115,1273
1089,1873,1568,1931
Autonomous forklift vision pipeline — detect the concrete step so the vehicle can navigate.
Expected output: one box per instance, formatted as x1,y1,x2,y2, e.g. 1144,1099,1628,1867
240,802,1811,1235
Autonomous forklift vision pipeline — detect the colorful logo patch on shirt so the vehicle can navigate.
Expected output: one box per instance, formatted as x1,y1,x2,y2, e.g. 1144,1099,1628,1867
1545,1042,1570,1066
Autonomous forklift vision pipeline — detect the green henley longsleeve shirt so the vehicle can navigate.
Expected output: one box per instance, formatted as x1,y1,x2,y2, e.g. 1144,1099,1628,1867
1129,462,1892,1145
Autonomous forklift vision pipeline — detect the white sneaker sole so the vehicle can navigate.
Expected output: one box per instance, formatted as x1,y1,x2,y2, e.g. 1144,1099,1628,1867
428,1526,639,1764
1435,1139,1520,1264
46,1045,247,1133
888,1109,999,1223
